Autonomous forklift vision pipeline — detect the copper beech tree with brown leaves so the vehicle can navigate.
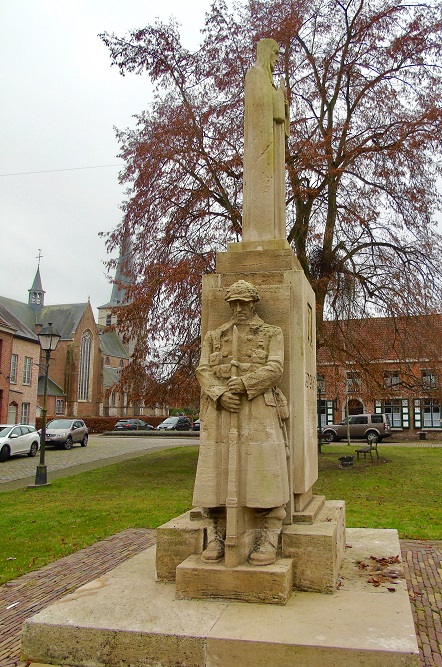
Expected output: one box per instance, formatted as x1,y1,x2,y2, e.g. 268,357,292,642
100,0,442,407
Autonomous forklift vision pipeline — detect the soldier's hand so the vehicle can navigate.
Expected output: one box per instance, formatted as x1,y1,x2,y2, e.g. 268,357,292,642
227,378,246,394
219,391,242,412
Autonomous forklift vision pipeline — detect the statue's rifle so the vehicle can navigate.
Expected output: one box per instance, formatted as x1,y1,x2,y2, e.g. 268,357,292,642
273,386,293,522
225,324,240,553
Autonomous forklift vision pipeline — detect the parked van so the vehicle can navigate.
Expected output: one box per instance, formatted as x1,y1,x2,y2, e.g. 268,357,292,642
322,413,392,443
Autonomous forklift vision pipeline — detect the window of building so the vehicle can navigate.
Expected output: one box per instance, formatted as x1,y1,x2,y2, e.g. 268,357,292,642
346,371,362,394
414,398,441,429
317,398,335,427
110,392,116,407
10,354,18,383
20,402,30,424
384,371,400,389
384,399,402,428
55,398,65,415
105,356,110,366
317,399,325,428
119,359,124,369
422,370,438,390
78,330,92,401
376,398,409,428
23,357,32,385
423,399,441,428
106,314,112,326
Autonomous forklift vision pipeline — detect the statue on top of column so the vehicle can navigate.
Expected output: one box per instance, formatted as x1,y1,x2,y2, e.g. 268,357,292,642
242,38,290,243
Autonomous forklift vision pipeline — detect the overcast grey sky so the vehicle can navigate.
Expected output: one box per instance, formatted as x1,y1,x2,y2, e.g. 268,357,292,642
2,1,441,320
0,0,215,316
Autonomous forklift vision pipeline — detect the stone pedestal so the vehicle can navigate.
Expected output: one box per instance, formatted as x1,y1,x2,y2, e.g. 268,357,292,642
21,529,419,667
176,556,294,604
156,494,345,598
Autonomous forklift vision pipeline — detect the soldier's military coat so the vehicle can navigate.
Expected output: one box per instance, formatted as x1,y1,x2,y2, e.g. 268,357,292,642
192,313,290,509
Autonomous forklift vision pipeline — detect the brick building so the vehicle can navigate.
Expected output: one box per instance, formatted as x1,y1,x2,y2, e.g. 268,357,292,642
317,314,442,438
0,263,130,423
0,314,14,422
0,304,40,423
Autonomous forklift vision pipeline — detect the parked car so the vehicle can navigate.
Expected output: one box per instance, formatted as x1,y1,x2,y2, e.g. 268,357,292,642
321,413,392,443
44,419,88,450
157,416,192,431
192,419,200,432
113,418,154,431
0,424,40,462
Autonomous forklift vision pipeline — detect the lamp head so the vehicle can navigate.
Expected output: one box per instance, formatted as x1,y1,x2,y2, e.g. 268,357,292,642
38,322,61,352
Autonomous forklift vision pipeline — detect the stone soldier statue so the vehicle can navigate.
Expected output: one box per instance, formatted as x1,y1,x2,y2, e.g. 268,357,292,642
242,38,290,243
192,280,290,565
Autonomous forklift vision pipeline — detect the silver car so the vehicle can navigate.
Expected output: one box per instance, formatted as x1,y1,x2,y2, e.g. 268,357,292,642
0,424,40,462
322,413,392,443
45,418,88,450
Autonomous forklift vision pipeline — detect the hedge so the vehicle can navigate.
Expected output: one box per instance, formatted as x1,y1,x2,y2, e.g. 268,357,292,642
35,416,165,434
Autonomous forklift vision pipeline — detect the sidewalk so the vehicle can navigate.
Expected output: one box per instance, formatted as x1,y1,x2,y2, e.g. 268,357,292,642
0,435,199,491
1,530,441,667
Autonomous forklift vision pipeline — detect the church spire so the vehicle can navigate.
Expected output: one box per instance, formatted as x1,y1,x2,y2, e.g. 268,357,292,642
109,232,133,308
28,250,45,312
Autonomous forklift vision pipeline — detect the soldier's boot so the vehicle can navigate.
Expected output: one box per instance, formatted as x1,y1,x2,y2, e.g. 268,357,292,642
201,515,225,563
249,506,286,566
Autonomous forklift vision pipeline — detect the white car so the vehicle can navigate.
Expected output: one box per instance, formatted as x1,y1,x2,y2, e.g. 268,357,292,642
0,424,40,462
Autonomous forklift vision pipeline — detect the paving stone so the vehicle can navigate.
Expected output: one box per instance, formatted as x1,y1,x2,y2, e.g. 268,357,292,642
0,528,155,667
0,534,441,667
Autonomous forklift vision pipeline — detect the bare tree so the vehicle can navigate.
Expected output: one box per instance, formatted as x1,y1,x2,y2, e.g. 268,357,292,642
100,0,442,405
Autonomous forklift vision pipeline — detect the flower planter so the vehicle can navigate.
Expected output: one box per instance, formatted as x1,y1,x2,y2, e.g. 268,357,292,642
338,455,354,468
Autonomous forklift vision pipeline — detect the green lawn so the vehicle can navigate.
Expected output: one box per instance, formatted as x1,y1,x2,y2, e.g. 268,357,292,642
315,444,442,540
1,443,441,584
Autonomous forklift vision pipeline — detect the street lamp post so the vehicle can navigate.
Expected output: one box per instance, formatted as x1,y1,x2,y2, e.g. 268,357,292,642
30,323,61,487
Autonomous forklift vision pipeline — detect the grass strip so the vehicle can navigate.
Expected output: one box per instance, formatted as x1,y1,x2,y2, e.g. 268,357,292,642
1,444,441,584
315,444,442,540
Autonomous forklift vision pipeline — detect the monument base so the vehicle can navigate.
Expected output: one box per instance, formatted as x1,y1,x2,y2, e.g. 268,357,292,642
21,529,419,667
156,496,345,596
176,555,294,604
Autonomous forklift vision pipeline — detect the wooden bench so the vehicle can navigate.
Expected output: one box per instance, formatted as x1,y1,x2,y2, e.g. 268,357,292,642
355,437,379,463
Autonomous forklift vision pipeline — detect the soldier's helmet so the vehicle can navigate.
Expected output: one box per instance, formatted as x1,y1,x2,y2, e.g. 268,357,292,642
225,280,260,303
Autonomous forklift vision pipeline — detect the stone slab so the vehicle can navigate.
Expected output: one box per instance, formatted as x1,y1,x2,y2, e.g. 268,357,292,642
176,555,293,604
292,493,325,523
283,499,346,593
156,510,207,582
22,528,419,667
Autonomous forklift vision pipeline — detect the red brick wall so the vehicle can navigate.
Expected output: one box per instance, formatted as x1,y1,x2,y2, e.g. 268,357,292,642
0,330,13,422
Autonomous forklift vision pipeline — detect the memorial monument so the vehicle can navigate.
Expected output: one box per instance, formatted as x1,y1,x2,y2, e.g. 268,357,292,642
153,38,346,600
21,39,419,667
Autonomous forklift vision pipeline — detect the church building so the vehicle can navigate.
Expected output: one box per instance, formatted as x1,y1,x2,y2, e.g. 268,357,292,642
0,260,130,422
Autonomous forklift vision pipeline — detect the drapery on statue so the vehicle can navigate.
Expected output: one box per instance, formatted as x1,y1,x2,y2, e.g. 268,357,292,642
192,280,290,565
242,38,290,243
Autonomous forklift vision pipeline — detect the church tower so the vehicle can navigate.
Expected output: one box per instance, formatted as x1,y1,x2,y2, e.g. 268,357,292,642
28,254,45,313
97,232,135,354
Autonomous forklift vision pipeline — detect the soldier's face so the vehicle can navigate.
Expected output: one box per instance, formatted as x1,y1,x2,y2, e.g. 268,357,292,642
230,300,255,322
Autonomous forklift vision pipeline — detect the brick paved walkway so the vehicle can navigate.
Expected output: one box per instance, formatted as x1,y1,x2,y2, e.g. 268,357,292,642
0,529,155,667
401,540,442,666
1,531,441,667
